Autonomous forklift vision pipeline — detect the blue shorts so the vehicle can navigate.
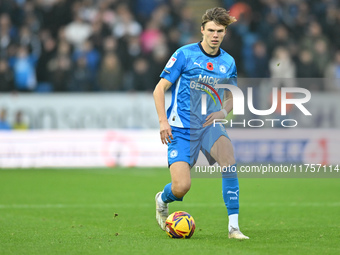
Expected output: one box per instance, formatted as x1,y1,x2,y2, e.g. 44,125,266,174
167,124,230,167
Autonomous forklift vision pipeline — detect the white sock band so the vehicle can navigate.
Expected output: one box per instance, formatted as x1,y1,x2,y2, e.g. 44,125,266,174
228,214,239,231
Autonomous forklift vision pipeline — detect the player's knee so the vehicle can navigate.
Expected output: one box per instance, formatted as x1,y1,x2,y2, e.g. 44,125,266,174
220,154,235,167
172,181,191,198
227,155,236,166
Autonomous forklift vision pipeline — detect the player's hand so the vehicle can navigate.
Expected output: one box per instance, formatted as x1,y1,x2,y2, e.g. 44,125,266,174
203,110,225,127
159,120,173,145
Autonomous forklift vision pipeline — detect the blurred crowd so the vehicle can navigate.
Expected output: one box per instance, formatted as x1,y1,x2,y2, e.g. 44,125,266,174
0,0,197,92
221,0,340,91
0,0,339,93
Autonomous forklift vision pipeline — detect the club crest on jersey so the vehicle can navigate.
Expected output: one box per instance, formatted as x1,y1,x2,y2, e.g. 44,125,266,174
169,150,178,158
207,62,214,71
166,57,177,68
219,65,226,74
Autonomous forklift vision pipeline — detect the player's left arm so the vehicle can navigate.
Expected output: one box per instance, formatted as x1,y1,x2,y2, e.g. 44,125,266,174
202,90,232,127
222,90,233,114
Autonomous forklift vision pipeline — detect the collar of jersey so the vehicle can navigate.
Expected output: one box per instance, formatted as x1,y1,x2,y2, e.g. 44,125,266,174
198,42,221,58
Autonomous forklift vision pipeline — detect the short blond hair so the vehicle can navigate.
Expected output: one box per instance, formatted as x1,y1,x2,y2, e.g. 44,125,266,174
202,7,237,28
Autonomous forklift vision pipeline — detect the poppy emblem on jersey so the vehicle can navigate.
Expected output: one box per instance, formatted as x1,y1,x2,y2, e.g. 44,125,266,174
198,82,223,107
219,65,226,74
206,62,214,71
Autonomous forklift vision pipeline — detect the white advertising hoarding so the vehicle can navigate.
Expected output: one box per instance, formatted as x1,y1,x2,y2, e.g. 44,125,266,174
0,93,171,129
0,92,340,129
0,129,339,168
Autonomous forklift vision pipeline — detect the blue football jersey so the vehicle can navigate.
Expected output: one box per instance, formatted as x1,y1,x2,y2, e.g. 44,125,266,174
160,42,237,129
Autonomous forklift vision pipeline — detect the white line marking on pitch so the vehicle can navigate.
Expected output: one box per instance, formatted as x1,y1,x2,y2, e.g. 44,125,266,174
0,202,339,209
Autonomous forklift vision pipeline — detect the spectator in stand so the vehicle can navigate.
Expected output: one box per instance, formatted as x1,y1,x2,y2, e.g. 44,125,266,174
0,13,15,58
98,53,123,91
168,0,185,27
64,13,92,49
102,36,118,54
9,45,38,91
124,57,151,91
0,108,11,130
48,55,72,92
150,38,169,86
96,0,117,29
247,41,269,78
78,0,99,24
69,56,92,91
12,110,28,130
245,40,269,111
119,35,142,72
291,1,310,40
15,25,41,58
140,20,163,55
36,35,56,88
166,27,181,56
313,38,331,77
134,0,166,25
269,46,296,87
46,39,72,91
23,2,41,35
88,18,112,52
324,5,340,50
177,6,196,45
149,4,173,31
113,3,142,39
325,50,340,91
0,58,14,91
267,25,293,55
73,39,101,88
296,49,322,91
36,0,73,38
296,49,319,78
300,21,329,54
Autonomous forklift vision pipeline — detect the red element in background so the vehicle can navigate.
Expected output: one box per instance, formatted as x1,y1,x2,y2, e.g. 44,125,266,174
309,138,328,165
207,62,214,71
229,2,252,21
319,138,328,165
307,138,328,165
102,132,139,167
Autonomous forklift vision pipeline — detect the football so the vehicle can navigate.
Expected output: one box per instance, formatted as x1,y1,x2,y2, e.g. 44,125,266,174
165,211,196,239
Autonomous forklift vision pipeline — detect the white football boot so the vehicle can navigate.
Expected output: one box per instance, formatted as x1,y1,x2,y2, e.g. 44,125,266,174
228,227,250,239
155,192,168,231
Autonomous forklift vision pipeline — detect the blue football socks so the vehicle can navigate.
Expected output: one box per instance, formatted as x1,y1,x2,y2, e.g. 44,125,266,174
222,164,239,215
161,183,183,203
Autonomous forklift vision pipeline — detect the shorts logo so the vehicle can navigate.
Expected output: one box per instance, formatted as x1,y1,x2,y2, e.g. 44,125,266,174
219,65,226,73
169,150,178,158
166,57,177,68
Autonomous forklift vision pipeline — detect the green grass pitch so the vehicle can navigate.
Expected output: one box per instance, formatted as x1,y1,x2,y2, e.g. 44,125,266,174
0,167,339,255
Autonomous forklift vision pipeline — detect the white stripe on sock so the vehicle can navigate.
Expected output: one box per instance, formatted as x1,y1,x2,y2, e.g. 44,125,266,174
228,213,239,231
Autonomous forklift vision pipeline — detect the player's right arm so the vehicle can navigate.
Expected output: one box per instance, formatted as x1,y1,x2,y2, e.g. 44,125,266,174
153,78,173,145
